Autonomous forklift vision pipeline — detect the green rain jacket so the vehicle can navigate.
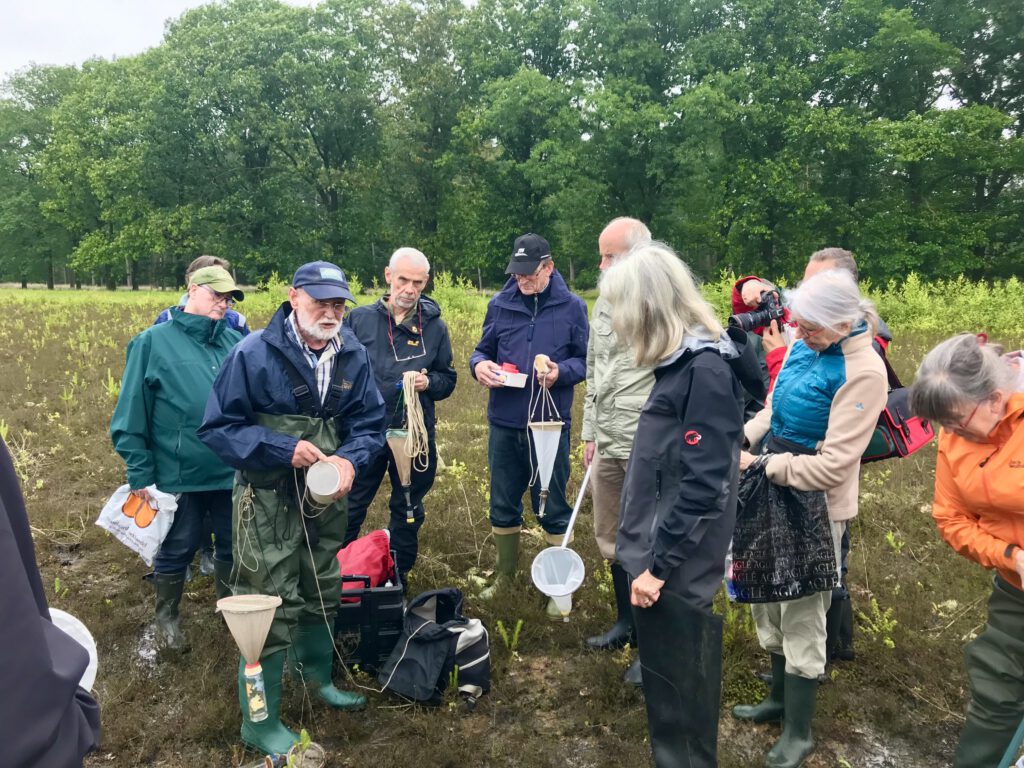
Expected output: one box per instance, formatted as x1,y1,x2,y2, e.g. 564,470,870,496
580,295,656,459
110,308,242,493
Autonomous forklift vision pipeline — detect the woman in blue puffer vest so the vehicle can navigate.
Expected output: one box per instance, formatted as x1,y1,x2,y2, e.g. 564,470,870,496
732,269,888,768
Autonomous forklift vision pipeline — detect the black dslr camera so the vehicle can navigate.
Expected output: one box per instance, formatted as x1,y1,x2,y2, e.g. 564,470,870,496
728,290,785,333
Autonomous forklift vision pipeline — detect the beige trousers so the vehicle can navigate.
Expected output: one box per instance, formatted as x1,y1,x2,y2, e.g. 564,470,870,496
751,520,845,679
591,452,629,561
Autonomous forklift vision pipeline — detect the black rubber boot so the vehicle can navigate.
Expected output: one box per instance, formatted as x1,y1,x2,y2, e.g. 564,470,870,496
825,599,842,661
765,674,818,768
586,563,635,651
733,653,786,723
623,657,643,688
835,597,856,661
213,558,233,600
633,591,723,767
153,571,190,652
953,716,1021,768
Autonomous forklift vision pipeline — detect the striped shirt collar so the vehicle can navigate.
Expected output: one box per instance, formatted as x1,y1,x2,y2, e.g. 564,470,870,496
286,311,342,403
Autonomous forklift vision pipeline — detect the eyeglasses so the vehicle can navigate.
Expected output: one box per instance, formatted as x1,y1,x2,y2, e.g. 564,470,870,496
513,263,549,281
944,401,983,432
200,284,234,307
310,298,347,315
387,304,427,363
796,322,825,339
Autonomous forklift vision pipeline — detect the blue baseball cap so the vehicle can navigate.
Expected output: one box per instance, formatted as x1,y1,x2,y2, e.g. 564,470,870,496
292,261,355,302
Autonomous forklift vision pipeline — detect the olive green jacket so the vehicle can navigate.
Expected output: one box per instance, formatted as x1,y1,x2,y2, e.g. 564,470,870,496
580,295,656,459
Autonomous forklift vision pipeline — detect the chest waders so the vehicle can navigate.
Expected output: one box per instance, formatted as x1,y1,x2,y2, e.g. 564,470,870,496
232,412,366,759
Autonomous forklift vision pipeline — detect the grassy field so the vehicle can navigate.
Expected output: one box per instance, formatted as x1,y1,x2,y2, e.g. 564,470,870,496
2,281,1020,768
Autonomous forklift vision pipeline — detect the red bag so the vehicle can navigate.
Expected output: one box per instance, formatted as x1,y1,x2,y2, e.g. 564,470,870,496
336,530,395,603
861,353,935,463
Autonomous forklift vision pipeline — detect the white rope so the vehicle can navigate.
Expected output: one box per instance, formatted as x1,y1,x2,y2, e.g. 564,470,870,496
402,370,431,473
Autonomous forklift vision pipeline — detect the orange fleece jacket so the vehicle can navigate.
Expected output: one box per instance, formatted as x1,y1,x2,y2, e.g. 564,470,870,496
932,392,1024,591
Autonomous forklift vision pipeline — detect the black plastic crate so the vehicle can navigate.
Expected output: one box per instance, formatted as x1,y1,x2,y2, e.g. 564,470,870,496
333,565,404,674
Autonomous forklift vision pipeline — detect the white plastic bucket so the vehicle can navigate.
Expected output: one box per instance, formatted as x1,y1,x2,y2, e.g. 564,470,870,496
306,461,341,504
531,546,585,599
50,609,98,690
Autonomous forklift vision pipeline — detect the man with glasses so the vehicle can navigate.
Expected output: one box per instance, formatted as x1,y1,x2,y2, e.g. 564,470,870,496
199,261,385,758
111,265,245,652
343,247,457,585
469,233,589,617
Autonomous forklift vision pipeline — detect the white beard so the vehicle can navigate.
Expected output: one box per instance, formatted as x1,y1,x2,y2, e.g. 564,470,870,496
295,310,339,342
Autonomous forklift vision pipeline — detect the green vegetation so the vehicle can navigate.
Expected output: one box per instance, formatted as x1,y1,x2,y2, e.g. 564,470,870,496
1,0,1022,292
3,282,1019,766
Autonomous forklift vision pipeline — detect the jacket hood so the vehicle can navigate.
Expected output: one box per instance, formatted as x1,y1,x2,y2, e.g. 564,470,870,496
657,328,739,369
657,326,767,405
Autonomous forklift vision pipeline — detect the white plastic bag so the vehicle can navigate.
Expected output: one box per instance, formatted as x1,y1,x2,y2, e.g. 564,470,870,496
95,484,178,566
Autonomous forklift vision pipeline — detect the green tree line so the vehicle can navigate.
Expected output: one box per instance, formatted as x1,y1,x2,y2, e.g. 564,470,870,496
1,0,1021,290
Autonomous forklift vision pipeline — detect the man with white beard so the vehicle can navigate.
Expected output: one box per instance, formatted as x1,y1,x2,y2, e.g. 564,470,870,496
200,261,386,758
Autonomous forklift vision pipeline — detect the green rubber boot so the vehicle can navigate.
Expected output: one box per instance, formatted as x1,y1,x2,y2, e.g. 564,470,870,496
479,530,520,600
953,716,1020,768
213,558,233,600
733,653,786,723
765,673,818,768
153,571,190,652
239,650,299,757
291,622,367,710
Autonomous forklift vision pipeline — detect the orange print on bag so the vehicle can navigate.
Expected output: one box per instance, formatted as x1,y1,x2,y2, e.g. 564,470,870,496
121,493,158,528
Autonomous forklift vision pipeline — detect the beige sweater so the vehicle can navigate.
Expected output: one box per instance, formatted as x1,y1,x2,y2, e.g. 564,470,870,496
744,329,887,521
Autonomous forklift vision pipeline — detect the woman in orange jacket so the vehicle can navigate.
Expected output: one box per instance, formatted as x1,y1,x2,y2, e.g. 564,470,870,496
911,333,1024,768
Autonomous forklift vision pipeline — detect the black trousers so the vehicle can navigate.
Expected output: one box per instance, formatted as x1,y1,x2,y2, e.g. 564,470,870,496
343,438,437,577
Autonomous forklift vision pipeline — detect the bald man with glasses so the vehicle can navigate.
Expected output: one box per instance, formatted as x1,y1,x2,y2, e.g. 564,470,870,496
343,247,457,584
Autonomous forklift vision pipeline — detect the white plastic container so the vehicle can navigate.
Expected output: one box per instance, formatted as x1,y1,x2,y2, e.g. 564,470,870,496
497,370,527,388
306,461,341,504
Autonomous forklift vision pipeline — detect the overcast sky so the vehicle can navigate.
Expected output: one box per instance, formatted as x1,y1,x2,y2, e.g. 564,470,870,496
1,0,317,83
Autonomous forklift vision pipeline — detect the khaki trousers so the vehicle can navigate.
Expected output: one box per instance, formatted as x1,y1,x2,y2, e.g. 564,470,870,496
752,520,845,679
592,452,629,561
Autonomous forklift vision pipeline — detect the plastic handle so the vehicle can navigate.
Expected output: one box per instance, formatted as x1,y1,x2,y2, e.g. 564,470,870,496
560,462,593,549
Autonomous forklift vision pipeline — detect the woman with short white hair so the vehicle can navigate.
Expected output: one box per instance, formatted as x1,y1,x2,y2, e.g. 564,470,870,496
910,334,1024,767
603,241,761,767
734,269,888,768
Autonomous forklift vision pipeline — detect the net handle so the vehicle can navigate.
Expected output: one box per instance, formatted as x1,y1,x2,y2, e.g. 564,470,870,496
560,462,593,549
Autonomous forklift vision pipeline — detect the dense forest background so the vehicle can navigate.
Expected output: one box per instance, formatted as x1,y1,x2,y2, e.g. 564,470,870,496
0,0,1021,290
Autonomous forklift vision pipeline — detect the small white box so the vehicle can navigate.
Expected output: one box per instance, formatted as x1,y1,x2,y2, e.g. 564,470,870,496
497,371,527,388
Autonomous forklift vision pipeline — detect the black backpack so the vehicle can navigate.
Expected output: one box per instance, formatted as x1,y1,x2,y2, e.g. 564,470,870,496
377,588,490,705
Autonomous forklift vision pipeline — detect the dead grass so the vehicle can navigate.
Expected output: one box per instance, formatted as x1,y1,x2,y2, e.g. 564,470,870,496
0,287,1017,767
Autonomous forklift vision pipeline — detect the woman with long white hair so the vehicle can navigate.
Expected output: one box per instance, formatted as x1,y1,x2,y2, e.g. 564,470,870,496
603,241,760,768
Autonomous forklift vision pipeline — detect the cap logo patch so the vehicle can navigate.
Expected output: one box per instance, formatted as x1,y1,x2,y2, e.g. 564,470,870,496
684,430,702,446
319,267,344,281
515,248,527,257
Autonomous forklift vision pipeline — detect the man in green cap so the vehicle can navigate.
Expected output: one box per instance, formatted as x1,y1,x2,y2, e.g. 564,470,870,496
111,264,246,652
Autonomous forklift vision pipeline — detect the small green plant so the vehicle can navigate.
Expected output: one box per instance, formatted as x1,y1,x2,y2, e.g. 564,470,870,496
857,597,898,649
448,664,460,691
54,576,69,599
286,728,313,767
105,368,120,400
885,530,905,555
0,419,7,441
495,618,524,652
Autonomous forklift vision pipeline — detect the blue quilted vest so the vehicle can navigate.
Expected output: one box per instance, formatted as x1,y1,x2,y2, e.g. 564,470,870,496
770,323,869,450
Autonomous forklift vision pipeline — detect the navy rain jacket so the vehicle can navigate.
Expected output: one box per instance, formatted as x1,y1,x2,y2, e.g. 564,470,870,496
345,296,457,433
198,301,386,473
469,270,589,430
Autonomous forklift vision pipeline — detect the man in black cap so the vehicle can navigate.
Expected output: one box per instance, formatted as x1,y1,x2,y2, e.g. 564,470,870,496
469,234,589,617
200,260,386,758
